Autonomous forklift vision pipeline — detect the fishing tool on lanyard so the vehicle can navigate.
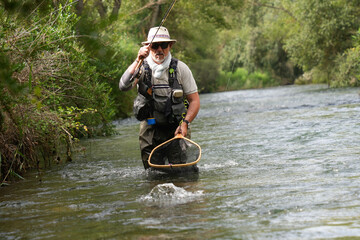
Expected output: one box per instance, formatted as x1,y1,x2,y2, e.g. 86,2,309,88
132,0,178,78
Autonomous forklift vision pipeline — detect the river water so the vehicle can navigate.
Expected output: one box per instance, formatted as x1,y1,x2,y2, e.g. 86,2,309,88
1,84,360,239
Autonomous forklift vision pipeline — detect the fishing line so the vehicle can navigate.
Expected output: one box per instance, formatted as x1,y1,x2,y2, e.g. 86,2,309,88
149,0,177,45
226,41,241,91
226,53,238,91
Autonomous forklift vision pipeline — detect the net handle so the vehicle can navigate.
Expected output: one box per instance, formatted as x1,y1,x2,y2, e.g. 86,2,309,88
148,134,202,168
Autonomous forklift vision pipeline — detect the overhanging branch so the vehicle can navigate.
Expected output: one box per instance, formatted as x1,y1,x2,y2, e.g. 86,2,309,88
252,0,297,21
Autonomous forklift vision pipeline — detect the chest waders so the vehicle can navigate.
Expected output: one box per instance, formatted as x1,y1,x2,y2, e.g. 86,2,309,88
133,58,188,126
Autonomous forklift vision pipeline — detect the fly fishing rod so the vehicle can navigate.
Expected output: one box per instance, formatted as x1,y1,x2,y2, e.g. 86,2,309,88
133,0,177,76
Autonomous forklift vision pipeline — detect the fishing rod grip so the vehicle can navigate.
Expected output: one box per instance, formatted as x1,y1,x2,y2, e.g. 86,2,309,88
130,58,144,83
135,58,144,71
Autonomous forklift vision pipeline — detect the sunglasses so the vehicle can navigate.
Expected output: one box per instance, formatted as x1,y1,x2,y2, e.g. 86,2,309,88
150,42,170,50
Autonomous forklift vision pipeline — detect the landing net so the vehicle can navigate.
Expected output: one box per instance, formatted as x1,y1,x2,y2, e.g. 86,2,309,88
148,134,201,168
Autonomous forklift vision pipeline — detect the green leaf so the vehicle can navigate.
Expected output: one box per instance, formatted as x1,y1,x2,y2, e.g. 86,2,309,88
28,63,33,91
33,86,42,98
10,170,24,180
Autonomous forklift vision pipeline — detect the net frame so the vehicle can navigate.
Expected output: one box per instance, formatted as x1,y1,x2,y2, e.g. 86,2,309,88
148,134,202,168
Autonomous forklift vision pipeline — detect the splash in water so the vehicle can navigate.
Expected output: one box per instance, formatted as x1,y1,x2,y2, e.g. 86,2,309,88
140,183,203,207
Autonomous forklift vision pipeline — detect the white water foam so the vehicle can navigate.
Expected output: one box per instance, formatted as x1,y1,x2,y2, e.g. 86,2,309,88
201,159,238,171
140,183,204,207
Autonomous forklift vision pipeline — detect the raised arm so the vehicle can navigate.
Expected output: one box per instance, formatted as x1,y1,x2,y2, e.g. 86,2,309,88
119,45,150,91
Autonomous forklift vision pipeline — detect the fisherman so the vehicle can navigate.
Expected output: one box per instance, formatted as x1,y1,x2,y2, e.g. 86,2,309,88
119,26,200,169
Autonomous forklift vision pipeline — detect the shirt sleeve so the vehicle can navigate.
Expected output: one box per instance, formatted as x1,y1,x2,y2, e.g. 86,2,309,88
119,66,145,91
177,60,198,95
119,70,133,91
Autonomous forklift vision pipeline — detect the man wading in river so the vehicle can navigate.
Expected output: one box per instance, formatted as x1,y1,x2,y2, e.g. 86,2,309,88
119,26,200,170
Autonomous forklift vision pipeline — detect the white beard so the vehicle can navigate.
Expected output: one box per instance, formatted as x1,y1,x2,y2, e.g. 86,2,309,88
146,52,172,78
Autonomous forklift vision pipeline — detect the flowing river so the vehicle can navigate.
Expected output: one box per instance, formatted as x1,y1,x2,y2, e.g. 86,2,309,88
1,84,360,239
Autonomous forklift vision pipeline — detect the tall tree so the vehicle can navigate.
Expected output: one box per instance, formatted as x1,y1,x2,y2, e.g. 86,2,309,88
284,0,359,74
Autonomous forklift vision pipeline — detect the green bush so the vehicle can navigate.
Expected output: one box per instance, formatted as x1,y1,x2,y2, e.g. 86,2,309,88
248,71,277,88
332,35,360,87
190,59,219,93
217,67,278,91
0,2,118,184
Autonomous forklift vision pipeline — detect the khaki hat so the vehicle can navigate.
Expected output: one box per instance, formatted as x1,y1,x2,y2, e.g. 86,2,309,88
142,26,177,45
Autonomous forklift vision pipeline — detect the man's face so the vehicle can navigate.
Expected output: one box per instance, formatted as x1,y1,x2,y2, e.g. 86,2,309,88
150,41,173,64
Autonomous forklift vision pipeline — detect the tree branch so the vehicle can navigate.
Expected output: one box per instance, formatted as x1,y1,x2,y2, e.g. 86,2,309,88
128,0,167,16
252,0,297,21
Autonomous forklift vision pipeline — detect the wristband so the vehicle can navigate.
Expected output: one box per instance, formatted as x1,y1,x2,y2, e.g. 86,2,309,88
183,119,190,127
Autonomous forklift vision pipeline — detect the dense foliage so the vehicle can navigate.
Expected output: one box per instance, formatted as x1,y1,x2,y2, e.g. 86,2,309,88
1,0,359,183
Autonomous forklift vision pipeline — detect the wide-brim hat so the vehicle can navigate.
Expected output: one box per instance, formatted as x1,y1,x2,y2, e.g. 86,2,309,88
142,26,177,45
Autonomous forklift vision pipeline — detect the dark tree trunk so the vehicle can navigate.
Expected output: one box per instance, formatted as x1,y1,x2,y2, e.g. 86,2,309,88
75,0,84,16
111,0,122,18
95,0,107,19
150,0,161,27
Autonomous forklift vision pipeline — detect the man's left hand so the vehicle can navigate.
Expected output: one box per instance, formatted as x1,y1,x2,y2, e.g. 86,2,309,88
175,123,188,137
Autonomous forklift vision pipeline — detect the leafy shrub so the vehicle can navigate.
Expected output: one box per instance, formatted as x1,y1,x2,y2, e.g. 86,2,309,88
190,59,220,93
332,30,360,87
217,67,278,91
0,2,117,184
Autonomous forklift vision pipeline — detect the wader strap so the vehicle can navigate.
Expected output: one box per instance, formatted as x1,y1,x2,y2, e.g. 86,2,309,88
142,58,180,89
138,61,153,98
168,58,180,89
143,61,152,88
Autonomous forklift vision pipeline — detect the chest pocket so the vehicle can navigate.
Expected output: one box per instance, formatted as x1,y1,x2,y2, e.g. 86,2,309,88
152,82,172,124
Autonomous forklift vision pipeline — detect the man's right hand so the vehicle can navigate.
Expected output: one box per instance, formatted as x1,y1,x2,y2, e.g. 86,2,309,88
127,45,150,75
137,45,150,61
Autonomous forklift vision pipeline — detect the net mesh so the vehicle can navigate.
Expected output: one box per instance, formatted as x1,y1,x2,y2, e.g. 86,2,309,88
148,136,201,168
